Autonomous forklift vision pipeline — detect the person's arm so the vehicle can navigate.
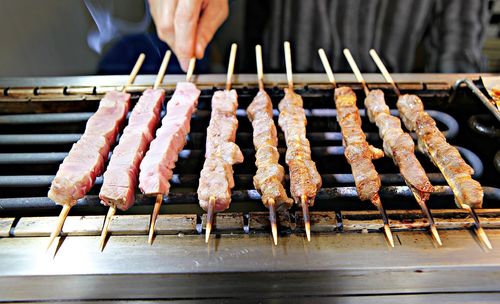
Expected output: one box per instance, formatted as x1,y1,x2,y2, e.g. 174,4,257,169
424,0,489,72
149,0,229,71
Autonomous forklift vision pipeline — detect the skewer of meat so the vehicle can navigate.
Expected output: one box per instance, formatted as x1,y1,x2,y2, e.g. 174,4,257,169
318,49,394,247
343,48,441,245
247,45,293,245
278,42,322,241
98,51,172,250
141,58,199,244
369,49,492,249
198,43,243,242
46,54,145,251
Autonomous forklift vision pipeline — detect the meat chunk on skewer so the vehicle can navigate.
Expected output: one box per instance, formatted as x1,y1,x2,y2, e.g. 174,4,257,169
197,89,243,212
397,94,483,208
364,90,433,196
278,89,321,205
99,88,165,210
48,91,130,206
335,87,381,202
139,82,200,196
248,90,293,210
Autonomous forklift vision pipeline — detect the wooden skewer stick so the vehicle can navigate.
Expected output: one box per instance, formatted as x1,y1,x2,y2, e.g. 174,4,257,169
285,41,311,241
256,44,278,245
98,53,146,251
372,195,395,247
186,58,196,82
268,198,278,245
226,43,238,91
147,51,174,244
461,204,492,249
256,45,265,90
344,48,441,246
284,41,294,90
99,204,116,251
205,196,216,243
368,49,400,96
301,195,311,242
319,49,393,247
123,53,146,92
47,53,145,252
343,49,370,96
370,48,492,249
153,50,171,89
318,49,336,88
206,44,238,243
46,204,71,251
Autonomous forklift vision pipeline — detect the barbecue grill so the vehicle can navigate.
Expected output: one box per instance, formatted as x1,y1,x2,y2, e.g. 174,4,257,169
1,73,499,302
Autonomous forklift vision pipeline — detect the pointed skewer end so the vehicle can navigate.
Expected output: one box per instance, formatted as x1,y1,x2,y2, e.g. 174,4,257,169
301,195,311,242
99,205,116,252
430,225,442,246
46,203,72,252
205,196,216,243
268,199,278,246
384,224,395,248
148,194,163,245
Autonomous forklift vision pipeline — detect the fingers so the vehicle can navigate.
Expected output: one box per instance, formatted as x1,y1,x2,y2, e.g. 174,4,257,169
195,0,229,59
149,0,178,50
174,0,203,71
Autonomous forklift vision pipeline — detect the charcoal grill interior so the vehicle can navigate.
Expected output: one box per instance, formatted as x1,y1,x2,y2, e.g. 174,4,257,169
0,74,499,302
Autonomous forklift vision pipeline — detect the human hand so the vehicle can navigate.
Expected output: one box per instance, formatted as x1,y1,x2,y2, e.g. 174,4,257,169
149,0,229,71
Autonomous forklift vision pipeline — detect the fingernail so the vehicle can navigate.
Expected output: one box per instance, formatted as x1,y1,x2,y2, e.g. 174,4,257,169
196,42,205,59
179,58,189,72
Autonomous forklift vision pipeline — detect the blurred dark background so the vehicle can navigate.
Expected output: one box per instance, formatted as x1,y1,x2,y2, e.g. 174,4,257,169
0,0,499,76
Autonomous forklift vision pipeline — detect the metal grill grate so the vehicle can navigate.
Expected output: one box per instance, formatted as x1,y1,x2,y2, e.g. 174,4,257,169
0,84,499,234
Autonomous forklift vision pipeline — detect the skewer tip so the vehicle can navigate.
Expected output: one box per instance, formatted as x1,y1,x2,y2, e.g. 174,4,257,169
477,227,493,250
384,224,395,247
268,199,278,246
46,204,71,251
301,195,311,242
430,224,443,246
205,196,216,243
148,194,163,245
99,205,116,251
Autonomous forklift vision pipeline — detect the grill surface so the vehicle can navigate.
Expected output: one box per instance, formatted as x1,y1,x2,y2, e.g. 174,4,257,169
0,74,500,303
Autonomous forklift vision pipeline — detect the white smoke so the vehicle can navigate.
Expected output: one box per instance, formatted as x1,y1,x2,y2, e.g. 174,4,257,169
84,0,151,53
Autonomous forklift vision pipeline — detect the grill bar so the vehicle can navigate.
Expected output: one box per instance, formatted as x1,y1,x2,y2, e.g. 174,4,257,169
1,186,499,212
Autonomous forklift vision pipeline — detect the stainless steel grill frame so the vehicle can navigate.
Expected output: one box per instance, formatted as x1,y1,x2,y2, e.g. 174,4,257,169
0,74,499,303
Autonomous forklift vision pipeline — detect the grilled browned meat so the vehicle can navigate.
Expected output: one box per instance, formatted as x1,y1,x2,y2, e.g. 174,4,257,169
364,90,433,198
335,87,383,202
198,90,243,212
397,94,483,208
247,90,293,210
278,89,321,205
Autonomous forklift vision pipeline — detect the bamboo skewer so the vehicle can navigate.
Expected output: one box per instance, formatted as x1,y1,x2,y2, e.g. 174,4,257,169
47,53,145,252
255,44,278,245
206,43,238,243
343,48,441,246
369,49,492,249
98,53,147,251
147,53,193,245
284,41,312,241
318,48,395,247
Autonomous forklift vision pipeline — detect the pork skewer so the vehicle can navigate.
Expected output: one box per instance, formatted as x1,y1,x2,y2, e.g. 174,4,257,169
343,48,441,245
143,58,199,244
369,49,492,249
279,42,322,241
46,53,145,251
247,45,293,245
98,51,172,250
318,49,394,247
198,43,243,242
